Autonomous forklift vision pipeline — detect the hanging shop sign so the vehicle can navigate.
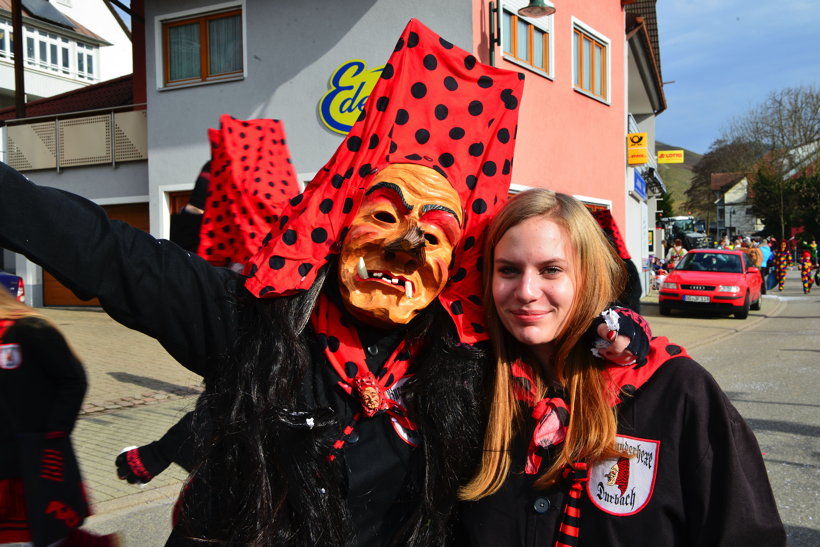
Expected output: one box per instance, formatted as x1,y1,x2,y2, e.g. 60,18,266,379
319,59,384,135
627,132,648,165
658,150,685,164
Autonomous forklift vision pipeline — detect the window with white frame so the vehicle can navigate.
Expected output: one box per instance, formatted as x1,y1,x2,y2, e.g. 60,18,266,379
161,6,244,88
501,0,553,77
0,17,98,82
572,21,609,102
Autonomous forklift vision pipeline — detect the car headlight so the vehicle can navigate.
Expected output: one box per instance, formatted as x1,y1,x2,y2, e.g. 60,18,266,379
718,285,740,292
662,282,677,289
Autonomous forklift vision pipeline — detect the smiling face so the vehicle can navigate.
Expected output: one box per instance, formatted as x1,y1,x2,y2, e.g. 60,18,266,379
491,216,577,365
338,164,463,327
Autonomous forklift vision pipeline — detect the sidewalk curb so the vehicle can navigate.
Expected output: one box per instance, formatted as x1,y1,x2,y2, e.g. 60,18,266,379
89,482,182,518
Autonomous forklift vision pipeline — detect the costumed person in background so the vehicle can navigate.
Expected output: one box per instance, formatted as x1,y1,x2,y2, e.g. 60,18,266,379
758,237,772,295
0,289,118,546
799,250,814,294
458,189,785,546
169,161,211,253
0,19,524,545
116,116,298,488
664,238,687,267
772,239,792,292
591,210,641,313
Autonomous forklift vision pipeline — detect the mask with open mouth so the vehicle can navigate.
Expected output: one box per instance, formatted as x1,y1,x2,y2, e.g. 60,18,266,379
338,164,463,326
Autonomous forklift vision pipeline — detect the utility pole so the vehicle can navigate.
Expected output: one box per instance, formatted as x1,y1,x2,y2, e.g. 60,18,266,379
12,0,26,119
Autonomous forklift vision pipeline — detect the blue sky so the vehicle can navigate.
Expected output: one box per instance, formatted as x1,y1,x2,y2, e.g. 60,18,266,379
655,0,820,155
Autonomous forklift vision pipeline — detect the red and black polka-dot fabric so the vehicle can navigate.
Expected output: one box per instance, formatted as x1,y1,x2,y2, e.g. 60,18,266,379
243,19,524,344
592,209,630,260
197,115,299,267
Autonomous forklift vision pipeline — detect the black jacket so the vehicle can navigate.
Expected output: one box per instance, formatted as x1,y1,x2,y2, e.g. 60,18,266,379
459,353,786,546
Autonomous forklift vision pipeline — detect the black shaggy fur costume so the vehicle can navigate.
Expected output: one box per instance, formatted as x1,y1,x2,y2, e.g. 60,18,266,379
175,266,490,545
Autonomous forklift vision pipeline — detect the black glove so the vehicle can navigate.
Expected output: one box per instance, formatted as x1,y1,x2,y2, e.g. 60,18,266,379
115,442,172,484
588,307,652,367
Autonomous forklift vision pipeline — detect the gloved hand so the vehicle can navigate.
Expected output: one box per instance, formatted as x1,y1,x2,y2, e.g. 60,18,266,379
115,442,171,484
588,307,652,367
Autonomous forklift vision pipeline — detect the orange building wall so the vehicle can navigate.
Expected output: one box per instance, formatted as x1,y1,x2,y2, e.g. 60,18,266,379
471,0,626,224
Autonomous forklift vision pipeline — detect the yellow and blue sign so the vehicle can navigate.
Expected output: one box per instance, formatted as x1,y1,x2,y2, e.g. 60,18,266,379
319,60,384,135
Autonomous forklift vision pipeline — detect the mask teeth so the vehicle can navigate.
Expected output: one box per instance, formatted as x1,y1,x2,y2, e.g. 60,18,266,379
404,281,413,299
357,257,369,279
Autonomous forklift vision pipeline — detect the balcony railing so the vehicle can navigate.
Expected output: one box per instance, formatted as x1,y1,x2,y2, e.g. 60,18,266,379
4,105,147,172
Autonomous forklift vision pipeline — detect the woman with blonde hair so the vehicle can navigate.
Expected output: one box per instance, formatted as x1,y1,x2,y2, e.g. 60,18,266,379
458,189,785,546
0,289,117,546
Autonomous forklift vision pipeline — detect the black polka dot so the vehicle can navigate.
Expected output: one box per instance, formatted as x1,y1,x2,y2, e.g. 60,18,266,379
415,129,430,144
622,384,637,397
464,55,477,70
359,163,373,177
469,142,484,157
343,198,354,214
472,199,488,214
666,345,682,356
517,72,525,80
423,54,437,70
497,128,510,143
468,295,482,306
482,161,497,176
385,373,395,386
411,82,427,99
439,153,454,167
262,233,273,245
405,154,422,161
439,37,454,49
407,31,419,48
283,230,297,245
435,104,448,120
347,136,362,152
247,264,258,276
450,301,464,315
312,228,328,243
389,141,398,153
395,109,409,125
444,76,458,91
381,63,394,79
269,255,285,270
290,194,304,207
327,336,340,352
344,167,354,179
259,286,274,296
452,268,467,282
319,198,333,214
345,361,358,377
279,215,289,229
472,323,486,334
432,165,447,179
376,96,389,111
468,101,483,116
502,159,511,175
465,175,478,189
331,174,344,188
368,134,379,149
449,127,465,140
394,37,405,52
501,89,519,110
298,263,313,277
463,236,475,250
478,75,493,88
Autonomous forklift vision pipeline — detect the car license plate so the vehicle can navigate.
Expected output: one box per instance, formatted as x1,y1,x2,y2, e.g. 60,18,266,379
684,295,710,303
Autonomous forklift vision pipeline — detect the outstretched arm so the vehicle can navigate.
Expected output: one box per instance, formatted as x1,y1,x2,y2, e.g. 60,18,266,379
0,162,238,375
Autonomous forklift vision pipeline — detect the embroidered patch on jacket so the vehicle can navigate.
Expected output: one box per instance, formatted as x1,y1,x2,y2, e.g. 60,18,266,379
385,377,419,447
587,434,659,516
0,344,22,370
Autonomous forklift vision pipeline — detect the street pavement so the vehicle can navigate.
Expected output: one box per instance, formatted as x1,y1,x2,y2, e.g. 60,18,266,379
36,268,817,545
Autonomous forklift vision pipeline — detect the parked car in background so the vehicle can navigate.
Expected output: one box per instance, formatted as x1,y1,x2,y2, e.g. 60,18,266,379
658,249,762,319
0,270,25,302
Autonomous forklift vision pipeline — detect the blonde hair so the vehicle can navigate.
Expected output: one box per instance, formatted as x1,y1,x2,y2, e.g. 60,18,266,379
0,287,41,322
460,189,627,499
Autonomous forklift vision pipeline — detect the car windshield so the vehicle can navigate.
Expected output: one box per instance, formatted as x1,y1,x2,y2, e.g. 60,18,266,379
671,219,695,232
676,252,743,273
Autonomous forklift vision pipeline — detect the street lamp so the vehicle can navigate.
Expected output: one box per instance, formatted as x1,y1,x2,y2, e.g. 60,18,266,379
518,0,556,17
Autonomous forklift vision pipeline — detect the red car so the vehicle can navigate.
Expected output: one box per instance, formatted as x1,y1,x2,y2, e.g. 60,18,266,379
658,249,762,319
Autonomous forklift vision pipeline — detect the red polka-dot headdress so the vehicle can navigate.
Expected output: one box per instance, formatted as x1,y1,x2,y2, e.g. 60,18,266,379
198,115,299,267
244,19,524,343
592,209,631,260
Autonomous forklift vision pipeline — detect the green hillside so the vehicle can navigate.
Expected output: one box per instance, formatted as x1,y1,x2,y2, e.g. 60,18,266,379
656,142,702,215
